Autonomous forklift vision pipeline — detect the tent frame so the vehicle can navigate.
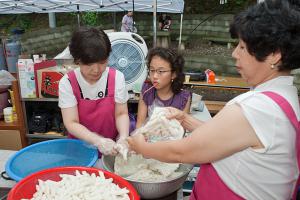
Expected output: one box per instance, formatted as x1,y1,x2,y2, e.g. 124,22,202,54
0,0,184,48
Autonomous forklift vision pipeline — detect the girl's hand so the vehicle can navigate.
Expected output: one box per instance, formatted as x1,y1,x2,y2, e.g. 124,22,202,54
166,107,186,124
127,134,146,154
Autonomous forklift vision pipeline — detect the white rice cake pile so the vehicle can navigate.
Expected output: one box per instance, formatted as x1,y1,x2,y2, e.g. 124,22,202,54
21,170,130,200
114,154,182,182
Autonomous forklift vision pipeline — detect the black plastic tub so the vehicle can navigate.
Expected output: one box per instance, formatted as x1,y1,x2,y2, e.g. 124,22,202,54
184,72,206,81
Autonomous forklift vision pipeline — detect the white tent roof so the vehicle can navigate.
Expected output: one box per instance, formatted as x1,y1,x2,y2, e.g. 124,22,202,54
0,0,184,14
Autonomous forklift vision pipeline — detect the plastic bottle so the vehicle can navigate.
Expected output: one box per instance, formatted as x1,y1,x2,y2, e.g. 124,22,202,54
205,69,216,84
8,89,17,121
208,71,216,84
3,107,13,123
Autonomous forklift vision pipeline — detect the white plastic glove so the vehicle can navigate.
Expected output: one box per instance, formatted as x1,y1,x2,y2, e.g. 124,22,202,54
95,137,117,156
135,107,184,142
114,138,129,160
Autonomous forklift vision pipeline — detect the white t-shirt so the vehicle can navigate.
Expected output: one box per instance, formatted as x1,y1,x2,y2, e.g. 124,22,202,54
212,76,300,200
59,67,129,108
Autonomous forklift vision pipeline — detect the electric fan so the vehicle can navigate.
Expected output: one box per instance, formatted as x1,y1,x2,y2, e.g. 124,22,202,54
107,32,148,92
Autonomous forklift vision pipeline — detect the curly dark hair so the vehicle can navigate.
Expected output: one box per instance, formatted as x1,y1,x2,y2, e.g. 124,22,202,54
230,0,300,71
146,47,185,94
69,27,111,65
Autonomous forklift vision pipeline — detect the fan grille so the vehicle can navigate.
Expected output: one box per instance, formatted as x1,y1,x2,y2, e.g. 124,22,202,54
108,40,146,85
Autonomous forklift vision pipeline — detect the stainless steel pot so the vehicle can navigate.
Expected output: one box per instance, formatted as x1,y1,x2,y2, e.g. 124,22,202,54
102,155,193,199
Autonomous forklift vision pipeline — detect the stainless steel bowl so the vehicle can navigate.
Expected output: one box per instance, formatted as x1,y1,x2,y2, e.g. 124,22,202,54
102,155,193,199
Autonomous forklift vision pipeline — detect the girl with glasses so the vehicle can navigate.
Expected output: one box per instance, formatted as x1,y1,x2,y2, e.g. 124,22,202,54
135,47,191,128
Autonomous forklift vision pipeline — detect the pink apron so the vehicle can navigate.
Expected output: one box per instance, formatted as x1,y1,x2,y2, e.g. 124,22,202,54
190,91,300,200
67,68,118,156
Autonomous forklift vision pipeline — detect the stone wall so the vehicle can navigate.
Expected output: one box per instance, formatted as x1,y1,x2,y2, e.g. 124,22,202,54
134,14,238,77
185,55,238,76
20,25,75,57
19,14,234,58
135,14,233,39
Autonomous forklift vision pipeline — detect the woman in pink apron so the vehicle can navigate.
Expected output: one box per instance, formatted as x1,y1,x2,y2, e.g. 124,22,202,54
128,1,300,199
58,27,129,158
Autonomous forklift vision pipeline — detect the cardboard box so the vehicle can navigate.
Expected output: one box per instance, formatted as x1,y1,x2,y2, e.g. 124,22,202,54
36,64,78,98
36,66,67,98
0,130,22,150
17,59,36,98
34,60,57,98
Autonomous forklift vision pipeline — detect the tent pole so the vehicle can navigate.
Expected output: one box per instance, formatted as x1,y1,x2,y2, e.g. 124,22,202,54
132,0,135,31
113,12,117,31
77,4,80,27
178,13,183,50
48,13,56,28
77,13,80,27
153,0,157,47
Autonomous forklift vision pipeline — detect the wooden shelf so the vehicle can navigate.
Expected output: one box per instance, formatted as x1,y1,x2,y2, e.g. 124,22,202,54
204,100,226,114
0,80,27,149
21,96,138,144
184,76,250,89
0,120,20,130
22,98,138,103
26,134,66,139
22,98,58,102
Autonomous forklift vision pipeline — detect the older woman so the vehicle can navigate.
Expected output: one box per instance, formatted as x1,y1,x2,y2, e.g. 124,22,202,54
127,0,300,199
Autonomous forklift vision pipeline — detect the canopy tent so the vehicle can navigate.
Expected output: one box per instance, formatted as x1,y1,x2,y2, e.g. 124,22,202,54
0,0,183,14
0,0,185,47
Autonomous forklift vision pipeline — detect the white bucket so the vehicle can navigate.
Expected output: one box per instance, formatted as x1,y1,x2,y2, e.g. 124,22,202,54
0,85,10,119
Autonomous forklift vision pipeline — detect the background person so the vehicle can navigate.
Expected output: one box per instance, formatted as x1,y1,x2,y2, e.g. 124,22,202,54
136,47,191,129
159,13,172,31
128,0,300,199
121,11,134,32
59,27,130,160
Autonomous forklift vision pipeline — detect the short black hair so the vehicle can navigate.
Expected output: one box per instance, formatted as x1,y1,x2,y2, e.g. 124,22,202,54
230,0,300,71
146,47,185,94
69,27,111,65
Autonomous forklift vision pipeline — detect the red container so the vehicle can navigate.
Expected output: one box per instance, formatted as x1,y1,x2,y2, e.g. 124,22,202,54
8,166,140,200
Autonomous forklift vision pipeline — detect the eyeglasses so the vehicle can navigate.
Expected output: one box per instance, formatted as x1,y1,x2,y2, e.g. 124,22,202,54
148,69,172,75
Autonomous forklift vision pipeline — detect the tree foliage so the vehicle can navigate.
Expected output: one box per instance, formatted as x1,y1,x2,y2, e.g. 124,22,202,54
81,12,98,26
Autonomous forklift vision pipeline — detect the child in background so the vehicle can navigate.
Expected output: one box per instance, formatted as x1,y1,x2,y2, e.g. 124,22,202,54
135,47,191,128
159,13,172,31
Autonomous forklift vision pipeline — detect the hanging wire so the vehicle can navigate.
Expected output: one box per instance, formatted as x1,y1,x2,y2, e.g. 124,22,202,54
191,2,231,34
